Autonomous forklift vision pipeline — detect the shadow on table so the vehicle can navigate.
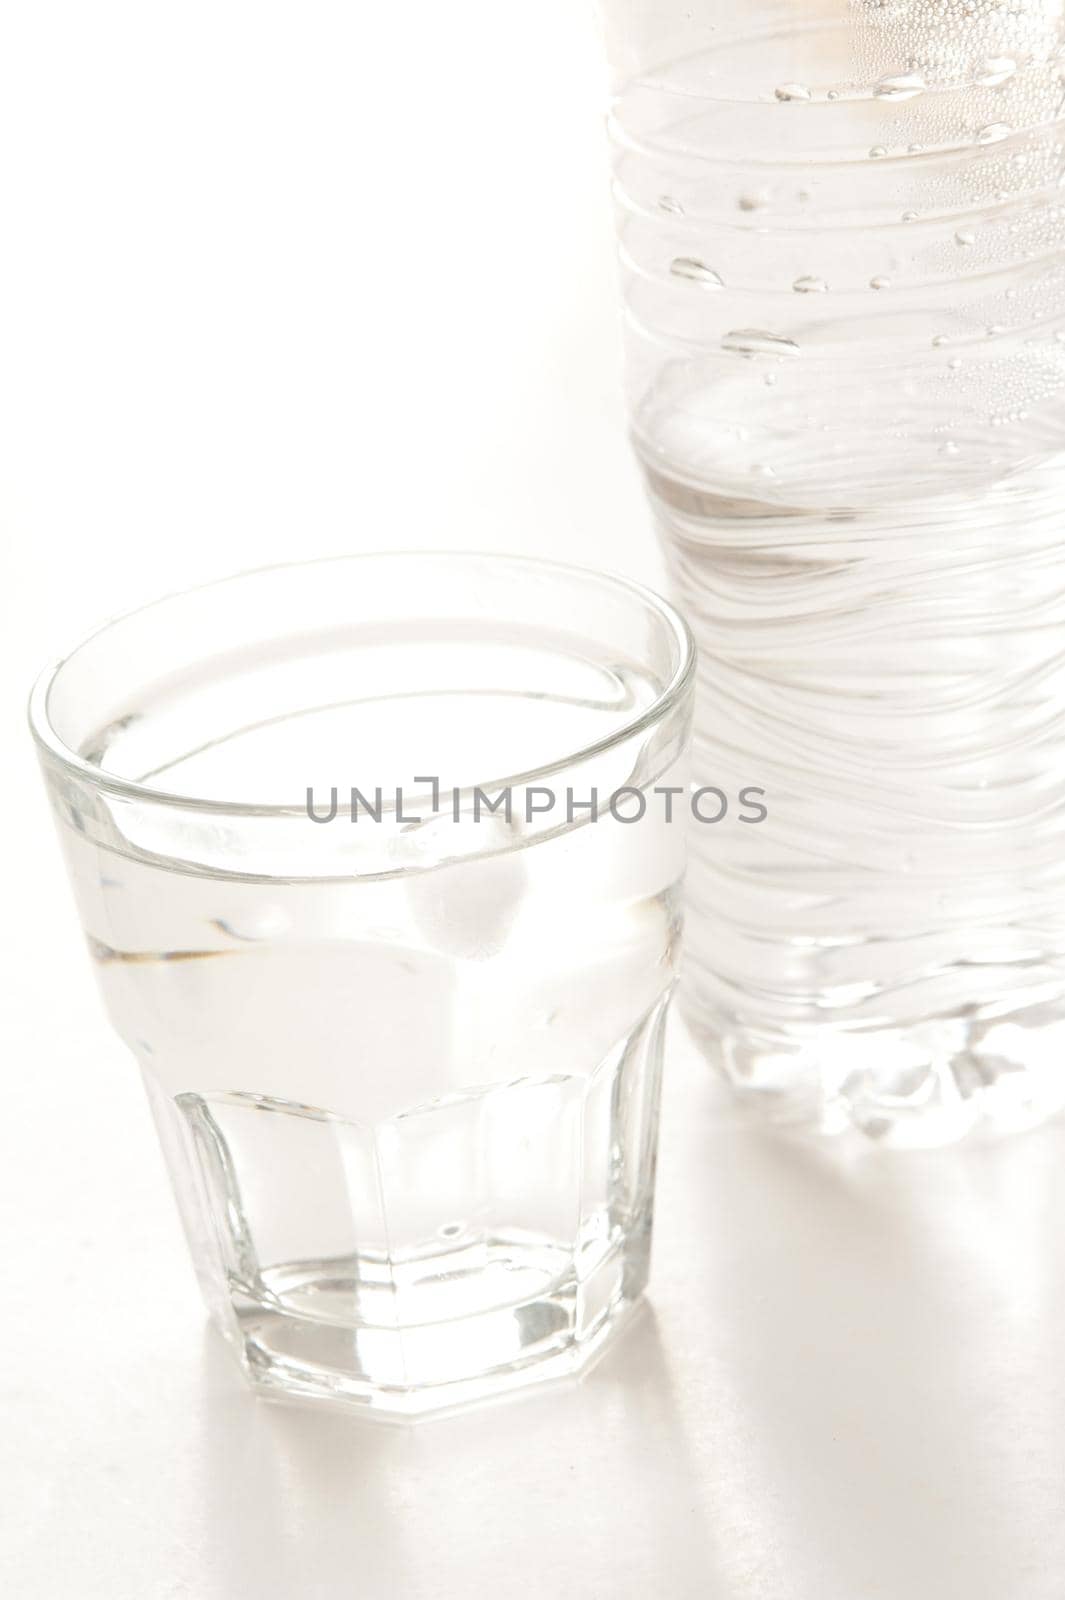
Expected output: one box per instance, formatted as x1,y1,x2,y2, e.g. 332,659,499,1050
662,1052,1065,1600
193,1300,721,1599
188,1045,1065,1600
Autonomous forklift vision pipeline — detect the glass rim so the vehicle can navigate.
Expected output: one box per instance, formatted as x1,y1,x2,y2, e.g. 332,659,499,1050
28,550,696,818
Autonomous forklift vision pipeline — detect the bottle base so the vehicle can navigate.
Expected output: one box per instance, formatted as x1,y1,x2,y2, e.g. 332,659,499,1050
681,988,1065,1150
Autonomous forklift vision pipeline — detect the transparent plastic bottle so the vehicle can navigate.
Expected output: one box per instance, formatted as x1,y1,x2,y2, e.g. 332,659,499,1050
597,0,1065,1145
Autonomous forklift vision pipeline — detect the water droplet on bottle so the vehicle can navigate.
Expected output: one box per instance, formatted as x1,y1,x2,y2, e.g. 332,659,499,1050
775,83,811,101
976,56,1016,86
977,123,1011,145
764,372,778,386
658,195,685,215
738,190,768,212
907,143,924,154
752,462,776,478
722,328,801,358
827,88,840,100
902,210,918,222
955,229,975,246
939,440,960,456
870,275,891,290
792,275,827,293
987,324,1006,336
948,357,962,369
869,145,888,159
932,334,949,347
874,72,926,100
670,257,724,288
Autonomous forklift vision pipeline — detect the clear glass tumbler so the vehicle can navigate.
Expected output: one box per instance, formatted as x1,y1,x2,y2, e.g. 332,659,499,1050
597,0,1065,1146
30,554,694,1417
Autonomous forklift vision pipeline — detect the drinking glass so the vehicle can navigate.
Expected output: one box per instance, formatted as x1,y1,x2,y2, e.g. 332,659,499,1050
30,554,694,1417
597,0,1065,1146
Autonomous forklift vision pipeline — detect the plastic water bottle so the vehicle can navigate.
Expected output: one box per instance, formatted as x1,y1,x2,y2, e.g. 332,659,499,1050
597,0,1065,1145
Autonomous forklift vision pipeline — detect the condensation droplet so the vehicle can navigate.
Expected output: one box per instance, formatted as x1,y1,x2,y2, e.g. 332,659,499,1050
722,328,801,358
907,143,924,154
738,191,768,212
670,258,724,288
976,56,1017,87
948,357,962,369
658,195,684,215
932,334,949,347
827,88,840,100
775,83,811,101
939,440,960,456
874,72,926,101
792,275,827,293
870,275,891,289
902,210,918,222
869,145,888,158
955,229,975,246
764,372,778,386
986,324,1006,336
976,123,1011,145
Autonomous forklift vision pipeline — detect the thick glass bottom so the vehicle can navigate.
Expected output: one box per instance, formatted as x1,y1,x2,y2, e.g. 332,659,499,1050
141,992,669,1417
214,1229,648,1419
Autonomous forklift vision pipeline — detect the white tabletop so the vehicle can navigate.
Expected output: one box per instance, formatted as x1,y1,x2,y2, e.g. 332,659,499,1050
2,5,1063,1595
5,999,1065,1600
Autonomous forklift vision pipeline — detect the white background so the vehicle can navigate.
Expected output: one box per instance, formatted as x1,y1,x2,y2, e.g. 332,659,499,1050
3,4,1065,1596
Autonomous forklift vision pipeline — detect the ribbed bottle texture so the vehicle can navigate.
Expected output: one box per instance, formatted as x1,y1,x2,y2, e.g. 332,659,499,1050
605,0,1065,1144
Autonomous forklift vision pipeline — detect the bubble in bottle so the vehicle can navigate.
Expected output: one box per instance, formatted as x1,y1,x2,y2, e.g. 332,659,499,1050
976,57,1017,87
792,275,827,293
670,258,724,288
874,72,925,101
721,328,800,358
977,123,1012,145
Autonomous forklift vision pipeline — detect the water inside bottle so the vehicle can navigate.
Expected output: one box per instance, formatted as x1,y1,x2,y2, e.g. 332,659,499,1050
611,4,1065,1143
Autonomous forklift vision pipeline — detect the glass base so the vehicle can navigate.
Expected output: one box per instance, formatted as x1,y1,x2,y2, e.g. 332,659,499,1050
213,1231,648,1419
140,988,669,1418
683,987,1065,1150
